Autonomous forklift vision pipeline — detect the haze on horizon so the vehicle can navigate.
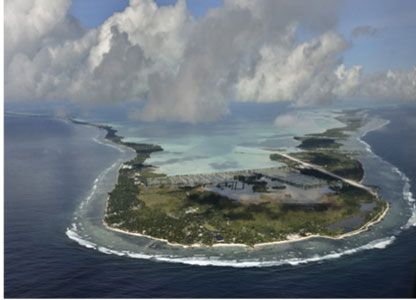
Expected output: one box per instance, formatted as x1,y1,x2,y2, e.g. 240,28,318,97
5,0,416,123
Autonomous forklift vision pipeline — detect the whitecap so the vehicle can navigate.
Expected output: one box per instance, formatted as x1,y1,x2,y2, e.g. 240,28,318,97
92,136,125,153
66,228,97,250
66,112,409,268
357,118,415,230
66,229,396,268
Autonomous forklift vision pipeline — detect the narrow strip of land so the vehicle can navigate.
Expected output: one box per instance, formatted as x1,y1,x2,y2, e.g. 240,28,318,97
69,112,388,247
269,150,377,196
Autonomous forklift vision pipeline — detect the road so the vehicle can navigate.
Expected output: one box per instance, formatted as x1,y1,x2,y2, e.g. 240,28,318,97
272,151,377,196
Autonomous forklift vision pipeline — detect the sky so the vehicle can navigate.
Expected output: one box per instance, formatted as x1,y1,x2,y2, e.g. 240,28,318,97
68,0,416,73
338,0,416,72
69,0,224,26
5,0,416,123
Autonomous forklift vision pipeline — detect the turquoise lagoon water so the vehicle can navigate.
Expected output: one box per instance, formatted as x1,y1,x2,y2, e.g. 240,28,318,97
60,108,415,268
5,106,416,297
112,110,345,175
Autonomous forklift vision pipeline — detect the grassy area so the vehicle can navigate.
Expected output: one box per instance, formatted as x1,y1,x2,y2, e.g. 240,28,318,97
269,154,300,168
269,150,364,182
295,151,364,181
105,170,381,246
271,110,366,182
99,110,386,246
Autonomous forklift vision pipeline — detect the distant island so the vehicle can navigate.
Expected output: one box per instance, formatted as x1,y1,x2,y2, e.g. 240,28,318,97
71,110,388,247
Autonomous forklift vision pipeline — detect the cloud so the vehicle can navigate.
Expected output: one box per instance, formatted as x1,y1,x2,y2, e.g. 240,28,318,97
128,0,343,122
358,67,416,101
273,112,322,133
5,0,72,58
4,0,416,123
235,31,357,106
351,25,378,38
274,113,305,127
5,0,190,104
87,0,190,72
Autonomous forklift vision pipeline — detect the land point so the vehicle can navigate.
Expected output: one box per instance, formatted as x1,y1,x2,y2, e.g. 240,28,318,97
72,110,388,247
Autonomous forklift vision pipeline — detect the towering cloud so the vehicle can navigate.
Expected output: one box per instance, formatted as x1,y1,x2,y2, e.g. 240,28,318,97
4,0,416,122
235,31,353,105
5,0,72,57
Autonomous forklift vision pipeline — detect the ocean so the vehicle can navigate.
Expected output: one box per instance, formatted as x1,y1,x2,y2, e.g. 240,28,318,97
4,106,416,298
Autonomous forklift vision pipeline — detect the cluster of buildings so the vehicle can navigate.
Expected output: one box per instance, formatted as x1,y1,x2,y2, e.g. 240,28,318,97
145,167,326,190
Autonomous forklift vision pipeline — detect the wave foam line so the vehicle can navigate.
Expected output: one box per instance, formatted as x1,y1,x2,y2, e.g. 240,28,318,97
398,169,416,228
66,227,97,250
74,159,121,224
78,161,119,210
361,119,391,140
66,114,406,267
357,119,390,154
65,230,396,268
389,165,416,228
92,136,126,153
357,117,415,229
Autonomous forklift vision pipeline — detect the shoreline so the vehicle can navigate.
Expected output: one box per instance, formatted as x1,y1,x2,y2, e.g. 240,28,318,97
73,111,391,249
102,201,389,249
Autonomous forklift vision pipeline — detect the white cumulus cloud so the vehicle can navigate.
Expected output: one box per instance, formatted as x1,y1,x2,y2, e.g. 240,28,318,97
4,0,416,123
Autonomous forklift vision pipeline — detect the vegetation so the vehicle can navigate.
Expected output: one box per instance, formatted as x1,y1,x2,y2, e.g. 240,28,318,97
295,136,342,149
70,118,162,170
104,172,382,246
293,151,364,181
271,110,366,181
75,109,387,247
307,112,366,140
269,154,300,168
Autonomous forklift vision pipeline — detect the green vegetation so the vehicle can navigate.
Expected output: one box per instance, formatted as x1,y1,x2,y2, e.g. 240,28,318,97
307,111,366,140
105,173,140,224
70,118,162,170
271,110,366,181
98,125,123,144
124,143,163,170
104,172,382,246
74,109,387,247
269,154,300,168
269,150,364,181
295,136,342,149
293,151,364,181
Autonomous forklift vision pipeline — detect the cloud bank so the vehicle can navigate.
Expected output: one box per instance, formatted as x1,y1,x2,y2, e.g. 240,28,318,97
5,0,416,122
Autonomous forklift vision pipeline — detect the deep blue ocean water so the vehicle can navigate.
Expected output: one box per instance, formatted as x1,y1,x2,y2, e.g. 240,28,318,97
4,107,416,298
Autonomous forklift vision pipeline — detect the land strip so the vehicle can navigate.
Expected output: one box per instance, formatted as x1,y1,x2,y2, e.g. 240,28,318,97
268,151,377,196
70,110,388,247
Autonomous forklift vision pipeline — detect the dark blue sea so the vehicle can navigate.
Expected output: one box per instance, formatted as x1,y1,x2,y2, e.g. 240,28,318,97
4,106,416,298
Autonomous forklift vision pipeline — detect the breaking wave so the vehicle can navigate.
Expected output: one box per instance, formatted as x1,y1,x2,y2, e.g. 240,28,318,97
66,225,97,249
78,161,118,210
358,118,415,229
65,227,396,267
92,136,126,153
65,114,415,268
356,117,416,229
392,166,416,229
358,119,390,154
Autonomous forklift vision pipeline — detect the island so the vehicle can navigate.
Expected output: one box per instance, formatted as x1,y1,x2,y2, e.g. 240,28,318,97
71,110,388,247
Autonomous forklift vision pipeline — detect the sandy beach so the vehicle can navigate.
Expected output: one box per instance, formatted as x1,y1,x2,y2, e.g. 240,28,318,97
101,112,391,250
103,202,389,249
